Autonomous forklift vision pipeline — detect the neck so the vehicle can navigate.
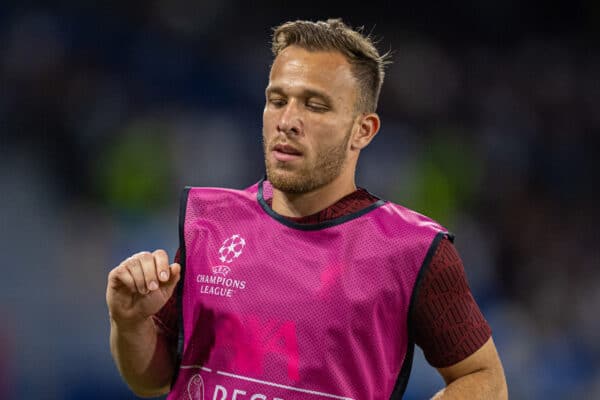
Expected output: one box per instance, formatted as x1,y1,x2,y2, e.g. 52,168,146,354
271,173,357,218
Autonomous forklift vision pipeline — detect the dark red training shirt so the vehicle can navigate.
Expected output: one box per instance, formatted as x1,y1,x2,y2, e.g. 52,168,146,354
154,188,491,368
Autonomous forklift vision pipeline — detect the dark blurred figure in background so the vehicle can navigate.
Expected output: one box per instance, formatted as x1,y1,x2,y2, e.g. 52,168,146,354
0,2,598,399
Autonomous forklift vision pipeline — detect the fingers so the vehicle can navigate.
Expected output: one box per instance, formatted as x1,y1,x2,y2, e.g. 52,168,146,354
108,262,137,293
153,249,171,283
128,253,151,293
169,262,181,280
161,262,182,298
113,250,173,295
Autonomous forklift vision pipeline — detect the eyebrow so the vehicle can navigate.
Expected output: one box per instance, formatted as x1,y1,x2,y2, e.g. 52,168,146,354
266,86,334,105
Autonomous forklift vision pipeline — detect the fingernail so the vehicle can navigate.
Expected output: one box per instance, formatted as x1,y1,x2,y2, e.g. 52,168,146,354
160,271,169,281
148,281,158,291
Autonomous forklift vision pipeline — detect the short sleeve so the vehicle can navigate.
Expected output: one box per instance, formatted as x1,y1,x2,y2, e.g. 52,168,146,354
412,237,492,368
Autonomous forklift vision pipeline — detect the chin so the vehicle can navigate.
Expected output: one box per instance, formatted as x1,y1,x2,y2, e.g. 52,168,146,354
267,170,311,194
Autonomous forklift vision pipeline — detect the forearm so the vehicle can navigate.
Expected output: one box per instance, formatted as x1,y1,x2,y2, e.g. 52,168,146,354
110,317,176,397
431,369,508,400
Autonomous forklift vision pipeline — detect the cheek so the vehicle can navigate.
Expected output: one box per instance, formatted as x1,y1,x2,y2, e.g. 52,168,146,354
313,119,348,146
263,110,278,132
262,114,273,140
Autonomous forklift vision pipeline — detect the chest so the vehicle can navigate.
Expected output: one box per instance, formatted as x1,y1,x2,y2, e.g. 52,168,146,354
182,222,414,379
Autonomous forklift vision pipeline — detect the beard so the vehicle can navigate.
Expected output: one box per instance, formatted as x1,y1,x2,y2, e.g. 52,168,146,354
263,128,352,194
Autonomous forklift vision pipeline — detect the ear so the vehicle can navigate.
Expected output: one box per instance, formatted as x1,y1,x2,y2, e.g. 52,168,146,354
350,113,380,151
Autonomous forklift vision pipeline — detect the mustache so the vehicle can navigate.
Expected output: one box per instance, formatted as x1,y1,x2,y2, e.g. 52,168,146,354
264,138,304,152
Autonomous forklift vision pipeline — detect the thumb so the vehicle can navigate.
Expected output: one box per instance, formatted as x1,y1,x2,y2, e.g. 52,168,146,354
161,263,182,298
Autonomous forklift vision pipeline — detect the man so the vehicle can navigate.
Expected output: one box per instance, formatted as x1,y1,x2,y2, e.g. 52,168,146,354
107,19,507,399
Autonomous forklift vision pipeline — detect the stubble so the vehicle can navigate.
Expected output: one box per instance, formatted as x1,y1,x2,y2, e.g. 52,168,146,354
263,128,352,194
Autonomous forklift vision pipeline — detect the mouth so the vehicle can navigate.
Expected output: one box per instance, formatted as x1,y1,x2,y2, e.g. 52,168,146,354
272,143,303,162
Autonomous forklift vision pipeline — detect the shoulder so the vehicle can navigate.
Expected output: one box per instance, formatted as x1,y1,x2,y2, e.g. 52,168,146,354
373,202,452,256
378,200,449,234
182,184,258,209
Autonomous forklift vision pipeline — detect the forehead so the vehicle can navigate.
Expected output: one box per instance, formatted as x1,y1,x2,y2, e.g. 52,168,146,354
268,46,357,100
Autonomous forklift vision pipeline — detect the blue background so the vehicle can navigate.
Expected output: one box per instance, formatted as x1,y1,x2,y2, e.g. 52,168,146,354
0,1,598,399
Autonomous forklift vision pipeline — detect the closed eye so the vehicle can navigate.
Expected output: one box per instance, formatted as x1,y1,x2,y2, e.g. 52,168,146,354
306,102,328,112
268,98,287,108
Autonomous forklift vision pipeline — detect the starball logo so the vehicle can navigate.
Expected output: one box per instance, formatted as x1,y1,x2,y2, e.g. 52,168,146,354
218,234,246,265
197,234,248,298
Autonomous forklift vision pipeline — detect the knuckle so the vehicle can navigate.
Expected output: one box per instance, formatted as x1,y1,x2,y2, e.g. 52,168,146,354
153,249,167,257
111,263,128,278
123,259,138,272
107,269,117,283
138,252,155,265
122,253,140,266
153,250,169,268
132,251,150,260
109,265,120,275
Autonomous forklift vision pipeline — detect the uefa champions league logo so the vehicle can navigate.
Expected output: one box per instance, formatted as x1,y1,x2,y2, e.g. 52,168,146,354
203,234,248,286
218,234,246,263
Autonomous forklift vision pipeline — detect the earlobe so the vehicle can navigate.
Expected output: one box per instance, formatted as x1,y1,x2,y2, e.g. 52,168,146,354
351,113,380,150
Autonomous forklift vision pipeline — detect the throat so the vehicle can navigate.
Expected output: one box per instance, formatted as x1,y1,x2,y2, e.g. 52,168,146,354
271,181,357,218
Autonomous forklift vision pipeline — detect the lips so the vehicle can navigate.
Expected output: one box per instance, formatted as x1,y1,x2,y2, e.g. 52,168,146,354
273,143,302,155
272,143,303,162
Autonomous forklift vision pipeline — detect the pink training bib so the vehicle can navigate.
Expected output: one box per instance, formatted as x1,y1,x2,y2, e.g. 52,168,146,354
167,180,447,400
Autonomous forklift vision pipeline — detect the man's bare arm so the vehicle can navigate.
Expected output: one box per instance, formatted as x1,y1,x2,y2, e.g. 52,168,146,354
110,317,175,397
432,338,507,399
107,250,181,397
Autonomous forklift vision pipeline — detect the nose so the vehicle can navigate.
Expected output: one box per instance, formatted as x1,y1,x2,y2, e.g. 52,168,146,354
277,101,303,136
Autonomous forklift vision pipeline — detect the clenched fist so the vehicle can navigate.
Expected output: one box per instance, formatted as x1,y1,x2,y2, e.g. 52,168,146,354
106,249,181,327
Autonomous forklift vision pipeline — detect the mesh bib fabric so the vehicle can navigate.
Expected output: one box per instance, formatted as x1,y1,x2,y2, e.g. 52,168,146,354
167,180,446,400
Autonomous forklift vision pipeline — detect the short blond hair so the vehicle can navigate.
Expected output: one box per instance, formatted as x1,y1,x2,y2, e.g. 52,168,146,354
271,18,390,113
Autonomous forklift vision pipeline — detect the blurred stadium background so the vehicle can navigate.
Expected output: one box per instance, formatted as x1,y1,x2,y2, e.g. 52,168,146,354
0,1,598,399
